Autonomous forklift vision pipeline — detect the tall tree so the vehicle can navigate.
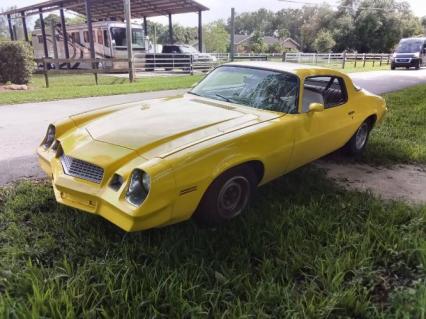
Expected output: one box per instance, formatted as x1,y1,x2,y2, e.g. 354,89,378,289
203,20,229,52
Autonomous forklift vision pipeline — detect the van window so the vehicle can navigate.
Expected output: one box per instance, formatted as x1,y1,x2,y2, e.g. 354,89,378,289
396,40,424,53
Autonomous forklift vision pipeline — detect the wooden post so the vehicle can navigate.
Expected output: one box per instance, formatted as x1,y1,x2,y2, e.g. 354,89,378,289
39,9,49,58
198,10,203,52
85,0,98,85
372,55,375,67
363,53,366,67
168,13,173,44
43,59,49,88
124,0,134,82
50,20,58,60
143,16,148,38
7,14,14,41
230,8,235,62
21,12,29,42
379,54,383,66
354,53,357,68
342,52,346,69
282,52,287,62
60,7,70,69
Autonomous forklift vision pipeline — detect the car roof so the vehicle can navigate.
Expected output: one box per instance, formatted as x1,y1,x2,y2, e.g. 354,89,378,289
225,61,348,78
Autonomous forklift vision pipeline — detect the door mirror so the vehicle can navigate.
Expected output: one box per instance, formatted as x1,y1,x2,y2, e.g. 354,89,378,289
308,103,325,113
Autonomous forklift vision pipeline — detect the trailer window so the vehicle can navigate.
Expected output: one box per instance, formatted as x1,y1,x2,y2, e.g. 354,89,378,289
97,30,104,45
71,32,81,44
104,30,109,47
110,27,144,49
83,31,95,43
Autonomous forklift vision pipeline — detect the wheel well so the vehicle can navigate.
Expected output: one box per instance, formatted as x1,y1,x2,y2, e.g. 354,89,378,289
366,114,377,128
241,160,265,185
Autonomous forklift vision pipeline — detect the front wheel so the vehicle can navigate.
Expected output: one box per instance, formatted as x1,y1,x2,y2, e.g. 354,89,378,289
193,166,257,227
344,121,371,156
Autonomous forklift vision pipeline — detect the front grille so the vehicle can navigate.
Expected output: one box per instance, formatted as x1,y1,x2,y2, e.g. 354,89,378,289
60,155,104,184
396,58,410,63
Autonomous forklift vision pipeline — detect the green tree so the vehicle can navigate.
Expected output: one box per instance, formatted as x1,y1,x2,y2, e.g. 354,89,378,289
313,30,336,52
203,20,229,52
249,31,267,53
267,42,284,53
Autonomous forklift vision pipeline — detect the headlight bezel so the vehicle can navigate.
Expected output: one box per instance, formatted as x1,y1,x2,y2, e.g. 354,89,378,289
125,169,151,207
42,124,56,149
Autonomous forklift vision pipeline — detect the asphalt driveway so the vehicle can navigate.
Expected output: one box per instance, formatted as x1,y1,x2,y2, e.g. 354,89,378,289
1,69,426,185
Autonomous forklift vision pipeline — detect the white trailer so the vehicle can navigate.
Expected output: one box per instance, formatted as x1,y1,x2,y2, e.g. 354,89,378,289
32,21,151,70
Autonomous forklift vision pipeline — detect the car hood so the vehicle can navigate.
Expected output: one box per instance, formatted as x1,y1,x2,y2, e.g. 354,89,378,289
81,95,280,159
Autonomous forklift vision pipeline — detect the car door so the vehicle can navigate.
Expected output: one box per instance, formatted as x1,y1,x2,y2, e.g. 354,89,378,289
288,76,355,169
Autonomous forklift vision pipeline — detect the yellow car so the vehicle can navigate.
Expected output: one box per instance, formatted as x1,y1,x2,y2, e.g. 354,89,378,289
38,62,387,232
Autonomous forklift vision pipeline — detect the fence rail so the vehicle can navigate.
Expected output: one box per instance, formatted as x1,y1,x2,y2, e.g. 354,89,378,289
35,52,391,88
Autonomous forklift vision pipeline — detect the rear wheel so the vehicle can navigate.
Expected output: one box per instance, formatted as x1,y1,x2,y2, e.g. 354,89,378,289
193,166,257,227
344,120,372,156
416,60,421,70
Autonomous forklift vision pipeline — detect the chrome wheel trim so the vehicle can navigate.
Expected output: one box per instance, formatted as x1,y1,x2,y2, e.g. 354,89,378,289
217,176,250,219
355,123,369,150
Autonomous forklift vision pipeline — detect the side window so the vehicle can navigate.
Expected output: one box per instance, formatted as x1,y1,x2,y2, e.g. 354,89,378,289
72,32,81,44
97,30,104,45
104,30,109,48
302,76,347,112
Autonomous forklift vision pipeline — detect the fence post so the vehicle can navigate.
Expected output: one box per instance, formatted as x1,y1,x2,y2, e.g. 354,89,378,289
342,52,346,69
363,53,366,67
379,54,383,66
354,53,357,68
372,55,375,67
190,55,194,75
298,52,301,63
387,54,390,65
282,52,287,62
328,53,331,64
43,59,49,88
94,59,99,85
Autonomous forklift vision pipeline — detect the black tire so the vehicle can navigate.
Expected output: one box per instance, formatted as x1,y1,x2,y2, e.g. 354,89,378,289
391,64,396,70
406,66,410,70
344,120,372,157
416,60,421,70
193,166,257,227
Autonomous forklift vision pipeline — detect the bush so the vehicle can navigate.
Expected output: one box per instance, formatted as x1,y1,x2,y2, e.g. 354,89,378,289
0,41,34,84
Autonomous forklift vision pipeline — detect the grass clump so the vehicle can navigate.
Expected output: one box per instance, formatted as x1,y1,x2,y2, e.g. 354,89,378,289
364,84,426,165
0,167,424,318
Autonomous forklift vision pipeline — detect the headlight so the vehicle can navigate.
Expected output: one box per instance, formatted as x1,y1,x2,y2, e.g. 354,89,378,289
414,52,420,58
42,124,56,148
126,169,150,206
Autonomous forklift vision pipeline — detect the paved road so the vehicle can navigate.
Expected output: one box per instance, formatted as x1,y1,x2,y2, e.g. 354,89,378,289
1,69,426,186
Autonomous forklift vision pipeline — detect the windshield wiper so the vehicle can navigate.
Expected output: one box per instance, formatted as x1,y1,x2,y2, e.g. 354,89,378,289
188,91,201,97
214,93,235,103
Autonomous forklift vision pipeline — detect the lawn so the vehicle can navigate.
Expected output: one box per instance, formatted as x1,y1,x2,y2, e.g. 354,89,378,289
0,74,204,105
0,167,424,318
363,84,426,165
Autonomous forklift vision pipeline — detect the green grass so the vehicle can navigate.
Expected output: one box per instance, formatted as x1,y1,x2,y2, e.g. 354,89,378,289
363,84,426,165
0,74,203,105
0,167,425,318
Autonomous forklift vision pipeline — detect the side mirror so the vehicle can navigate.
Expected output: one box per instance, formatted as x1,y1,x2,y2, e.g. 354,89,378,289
309,103,325,113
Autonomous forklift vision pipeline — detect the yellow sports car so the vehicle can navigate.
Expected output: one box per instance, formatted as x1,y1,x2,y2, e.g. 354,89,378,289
38,62,387,232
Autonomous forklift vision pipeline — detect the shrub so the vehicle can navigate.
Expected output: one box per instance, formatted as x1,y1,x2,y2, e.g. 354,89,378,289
0,41,34,84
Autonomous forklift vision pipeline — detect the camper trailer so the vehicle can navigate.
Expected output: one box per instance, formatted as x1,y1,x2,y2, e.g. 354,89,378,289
32,21,151,70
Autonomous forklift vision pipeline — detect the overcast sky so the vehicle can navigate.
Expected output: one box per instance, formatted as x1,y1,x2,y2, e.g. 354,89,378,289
3,0,426,27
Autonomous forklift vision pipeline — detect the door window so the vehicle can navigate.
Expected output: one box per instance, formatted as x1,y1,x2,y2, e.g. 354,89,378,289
302,76,347,112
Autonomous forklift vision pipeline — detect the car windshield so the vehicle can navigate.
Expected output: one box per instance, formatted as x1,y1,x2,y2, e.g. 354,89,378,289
111,27,144,49
181,46,199,54
190,66,299,114
395,40,423,53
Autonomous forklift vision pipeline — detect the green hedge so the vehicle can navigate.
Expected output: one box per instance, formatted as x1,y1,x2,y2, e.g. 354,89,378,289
0,41,34,84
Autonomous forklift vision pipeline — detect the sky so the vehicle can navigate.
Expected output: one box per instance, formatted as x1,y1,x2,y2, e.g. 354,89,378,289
3,0,426,27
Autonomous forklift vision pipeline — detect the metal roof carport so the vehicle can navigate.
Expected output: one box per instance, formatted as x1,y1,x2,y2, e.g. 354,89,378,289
3,0,209,82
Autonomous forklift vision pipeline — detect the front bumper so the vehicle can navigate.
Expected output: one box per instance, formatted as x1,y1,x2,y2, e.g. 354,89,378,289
391,57,420,68
37,147,174,232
